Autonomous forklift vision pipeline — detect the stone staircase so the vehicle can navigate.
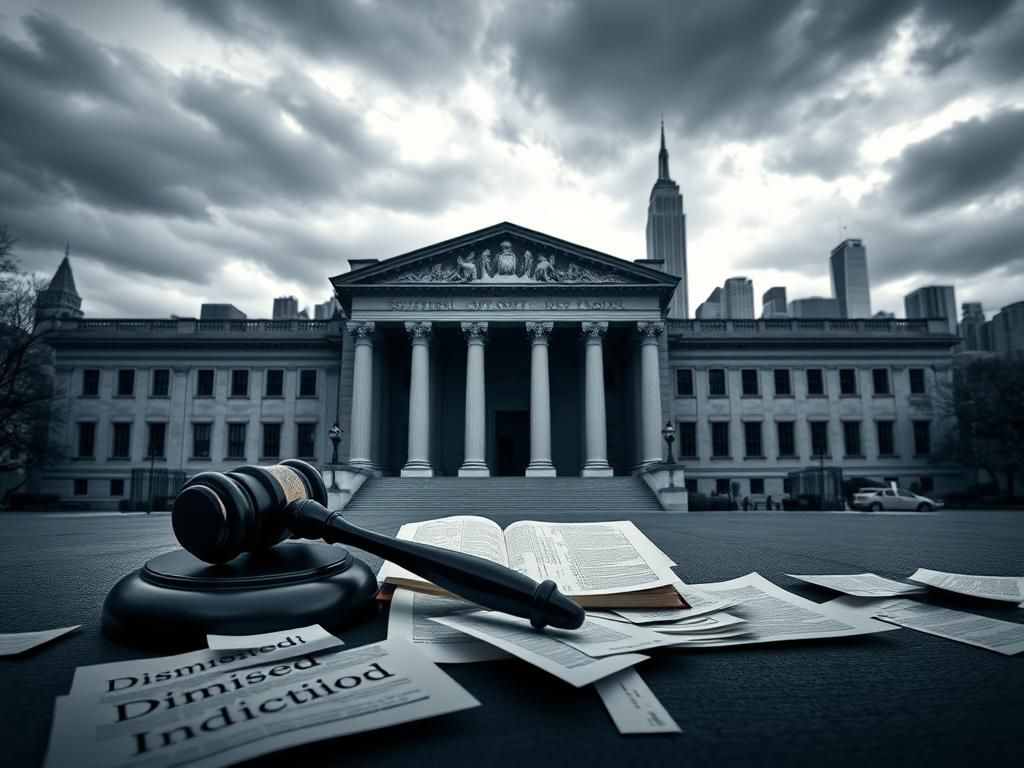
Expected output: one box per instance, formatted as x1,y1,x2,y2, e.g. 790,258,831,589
342,476,663,516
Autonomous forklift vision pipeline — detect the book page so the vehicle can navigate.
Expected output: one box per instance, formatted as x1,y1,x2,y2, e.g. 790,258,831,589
908,568,1024,603
379,515,509,585
503,520,678,595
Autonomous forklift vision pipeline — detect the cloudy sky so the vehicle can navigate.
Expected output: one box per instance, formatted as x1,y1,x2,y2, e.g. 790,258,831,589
1,0,1022,319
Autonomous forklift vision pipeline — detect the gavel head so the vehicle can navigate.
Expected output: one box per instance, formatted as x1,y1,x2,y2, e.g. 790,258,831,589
172,459,328,564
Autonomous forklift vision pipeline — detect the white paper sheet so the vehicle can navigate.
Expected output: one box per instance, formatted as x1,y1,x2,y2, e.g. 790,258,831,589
613,583,736,624
786,573,926,597
829,597,1024,656
433,612,648,687
387,589,509,664
539,615,690,657
674,573,899,647
645,612,747,634
44,639,479,768
594,668,681,735
379,516,509,585
908,568,1024,603
206,624,342,651
0,625,80,656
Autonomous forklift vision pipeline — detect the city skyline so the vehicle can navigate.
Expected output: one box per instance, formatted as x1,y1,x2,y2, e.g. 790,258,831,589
1,1,1022,320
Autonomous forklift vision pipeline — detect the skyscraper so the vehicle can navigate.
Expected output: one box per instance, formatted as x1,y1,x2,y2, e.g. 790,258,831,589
645,122,688,318
960,303,990,352
829,238,871,318
273,296,300,320
789,297,841,318
762,287,788,318
723,277,754,319
905,285,957,335
695,287,722,319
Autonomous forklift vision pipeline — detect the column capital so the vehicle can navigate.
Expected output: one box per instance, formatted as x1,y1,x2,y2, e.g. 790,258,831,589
461,321,489,343
580,321,608,342
347,321,376,345
404,321,433,343
526,321,554,344
636,321,665,342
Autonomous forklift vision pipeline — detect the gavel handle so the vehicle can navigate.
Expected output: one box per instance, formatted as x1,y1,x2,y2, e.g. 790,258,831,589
289,499,585,630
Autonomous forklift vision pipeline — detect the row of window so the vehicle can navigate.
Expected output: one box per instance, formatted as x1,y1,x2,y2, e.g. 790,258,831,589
80,368,319,399
76,421,319,461
675,418,931,459
72,478,125,497
676,367,929,398
682,475,934,496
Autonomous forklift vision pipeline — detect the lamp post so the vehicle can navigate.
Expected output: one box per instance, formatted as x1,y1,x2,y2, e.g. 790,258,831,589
661,421,675,465
146,450,156,514
328,422,342,491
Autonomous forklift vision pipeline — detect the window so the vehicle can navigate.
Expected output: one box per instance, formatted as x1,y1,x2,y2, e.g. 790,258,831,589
116,369,135,397
110,479,124,497
783,477,793,495
677,422,697,459
73,479,88,496
299,369,318,397
146,422,166,459
711,422,730,458
744,422,763,457
675,369,694,396
913,420,931,455
872,368,891,395
843,421,862,456
192,423,212,459
230,369,249,398
810,420,829,457
111,423,132,459
877,421,896,457
82,369,100,396
262,423,282,458
806,368,825,396
715,478,730,495
750,478,765,495
265,369,284,397
909,368,926,395
776,421,796,457
708,369,727,396
196,369,215,397
685,478,698,494
920,476,934,493
77,422,95,458
839,368,857,395
227,423,247,459
774,369,792,396
741,369,759,396
297,423,317,458
151,369,170,397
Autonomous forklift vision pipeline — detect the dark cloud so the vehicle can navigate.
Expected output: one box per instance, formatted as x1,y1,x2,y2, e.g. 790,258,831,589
884,108,1024,214
911,0,1016,73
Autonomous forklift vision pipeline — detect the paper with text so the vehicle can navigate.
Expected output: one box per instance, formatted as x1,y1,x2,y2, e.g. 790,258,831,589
786,573,926,597
0,625,79,656
645,612,747,634
908,568,1024,603
44,639,479,768
378,516,509,585
433,612,648,687
537,615,688,657
387,589,509,664
594,668,680,735
613,583,735,623
206,624,341,651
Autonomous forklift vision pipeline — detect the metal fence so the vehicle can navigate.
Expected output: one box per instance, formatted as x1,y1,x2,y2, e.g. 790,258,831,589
129,468,187,511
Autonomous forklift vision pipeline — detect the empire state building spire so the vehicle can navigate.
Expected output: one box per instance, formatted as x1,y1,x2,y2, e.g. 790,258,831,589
658,119,670,180
645,121,688,318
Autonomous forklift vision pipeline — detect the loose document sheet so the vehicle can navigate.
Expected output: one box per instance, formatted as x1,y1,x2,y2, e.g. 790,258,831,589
908,568,1024,603
387,589,509,664
613,584,736,624
433,612,649,687
0,625,79,656
44,638,479,768
206,624,341,651
644,612,747,635
594,668,680,735
676,573,898,647
829,597,1024,656
786,573,926,597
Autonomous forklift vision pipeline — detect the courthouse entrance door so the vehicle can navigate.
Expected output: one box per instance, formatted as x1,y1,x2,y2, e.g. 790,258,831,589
494,410,530,476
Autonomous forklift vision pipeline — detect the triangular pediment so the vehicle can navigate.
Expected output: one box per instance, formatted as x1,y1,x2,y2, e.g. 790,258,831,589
331,222,677,289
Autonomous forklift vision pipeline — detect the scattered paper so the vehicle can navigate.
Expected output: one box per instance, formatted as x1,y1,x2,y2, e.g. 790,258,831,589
829,597,1024,656
540,615,691,657
645,612,747,634
613,583,736,624
206,624,341,651
594,668,680,735
786,573,926,597
433,612,648,687
70,625,344,696
675,573,899,647
0,625,80,656
908,568,1024,603
387,589,509,664
44,639,479,768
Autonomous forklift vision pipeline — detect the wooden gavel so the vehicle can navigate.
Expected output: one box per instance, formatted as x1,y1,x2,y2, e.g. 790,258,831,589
171,459,585,630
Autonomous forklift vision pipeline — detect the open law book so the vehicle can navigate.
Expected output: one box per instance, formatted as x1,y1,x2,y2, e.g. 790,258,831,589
377,516,685,608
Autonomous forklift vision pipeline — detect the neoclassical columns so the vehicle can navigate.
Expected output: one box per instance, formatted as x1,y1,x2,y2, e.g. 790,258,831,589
637,321,665,466
459,322,490,477
347,321,376,470
581,322,613,477
401,321,434,477
525,321,556,477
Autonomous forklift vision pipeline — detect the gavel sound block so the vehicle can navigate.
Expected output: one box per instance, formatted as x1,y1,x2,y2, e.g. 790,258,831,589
103,460,583,650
